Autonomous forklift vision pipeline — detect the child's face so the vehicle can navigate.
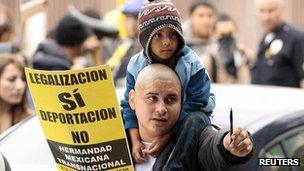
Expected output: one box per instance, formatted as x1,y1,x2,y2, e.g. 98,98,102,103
150,27,178,64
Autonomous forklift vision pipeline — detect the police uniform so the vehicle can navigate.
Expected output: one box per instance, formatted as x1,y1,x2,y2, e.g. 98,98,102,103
251,23,304,87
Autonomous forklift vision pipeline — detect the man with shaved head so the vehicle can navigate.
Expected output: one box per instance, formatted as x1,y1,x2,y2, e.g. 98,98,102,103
130,64,182,143
252,0,304,88
128,64,253,170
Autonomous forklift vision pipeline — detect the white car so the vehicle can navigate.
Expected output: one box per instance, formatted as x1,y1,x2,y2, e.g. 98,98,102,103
0,84,304,170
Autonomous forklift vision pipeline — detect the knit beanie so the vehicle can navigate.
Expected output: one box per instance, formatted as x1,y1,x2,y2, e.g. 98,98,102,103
55,15,89,46
138,0,185,61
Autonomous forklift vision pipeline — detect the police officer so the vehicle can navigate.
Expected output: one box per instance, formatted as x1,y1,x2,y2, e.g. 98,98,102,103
252,0,304,88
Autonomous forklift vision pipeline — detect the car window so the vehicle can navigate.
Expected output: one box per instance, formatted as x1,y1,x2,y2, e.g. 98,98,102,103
265,144,290,171
261,126,304,171
281,132,304,159
282,132,304,170
265,144,285,158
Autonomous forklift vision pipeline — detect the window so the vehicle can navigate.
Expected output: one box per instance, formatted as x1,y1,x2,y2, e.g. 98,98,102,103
265,144,285,158
261,126,304,171
265,144,290,171
282,132,304,171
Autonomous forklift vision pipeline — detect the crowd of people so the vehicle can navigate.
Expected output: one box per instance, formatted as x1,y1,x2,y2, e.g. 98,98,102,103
0,0,303,169
1,0,302,88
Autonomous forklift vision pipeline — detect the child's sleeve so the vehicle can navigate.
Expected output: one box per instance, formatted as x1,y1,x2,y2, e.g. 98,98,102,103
180,69,215,120
120,71,138,129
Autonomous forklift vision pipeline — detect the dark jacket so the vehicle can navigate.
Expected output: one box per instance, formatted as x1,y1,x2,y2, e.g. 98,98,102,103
127,112,252,170
153,127,252,171
32,41,72,70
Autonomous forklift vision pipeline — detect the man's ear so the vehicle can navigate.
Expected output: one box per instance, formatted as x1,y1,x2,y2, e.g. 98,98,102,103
129,89,136,110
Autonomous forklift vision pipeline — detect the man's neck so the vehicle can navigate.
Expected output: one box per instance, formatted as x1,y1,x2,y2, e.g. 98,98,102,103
267,22,285,33
193,29,211,40
139,129,154,143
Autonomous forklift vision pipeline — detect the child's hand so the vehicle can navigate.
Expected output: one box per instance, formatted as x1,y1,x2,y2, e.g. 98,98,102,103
132,140,147,163
129,128,147,163
143,132,172,157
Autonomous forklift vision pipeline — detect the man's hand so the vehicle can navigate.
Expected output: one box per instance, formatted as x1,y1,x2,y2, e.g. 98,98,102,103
223,127,253,157
143,132,172,158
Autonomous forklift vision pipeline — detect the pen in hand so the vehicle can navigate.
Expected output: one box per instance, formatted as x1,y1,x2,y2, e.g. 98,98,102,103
230,107,233,143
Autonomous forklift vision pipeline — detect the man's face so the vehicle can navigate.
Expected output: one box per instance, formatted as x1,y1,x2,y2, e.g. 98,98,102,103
255,0,284,31
190,5,215,39
130,78,181,141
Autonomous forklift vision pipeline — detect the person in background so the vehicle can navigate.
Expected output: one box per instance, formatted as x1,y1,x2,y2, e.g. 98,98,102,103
0,54,31,133
80,8,117,67
182,1,219,81
0,4,19,54
252,0,304,88
32,14,89,70
111,0,145,87
211,14,253,83
0,4,27,66
183,1,216,54
102,0,129,64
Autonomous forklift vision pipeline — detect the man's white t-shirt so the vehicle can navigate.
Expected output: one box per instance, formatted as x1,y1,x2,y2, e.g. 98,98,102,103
135,142,156,171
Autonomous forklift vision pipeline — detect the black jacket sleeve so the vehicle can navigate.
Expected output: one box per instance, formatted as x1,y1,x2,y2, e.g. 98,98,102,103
198,127,253,171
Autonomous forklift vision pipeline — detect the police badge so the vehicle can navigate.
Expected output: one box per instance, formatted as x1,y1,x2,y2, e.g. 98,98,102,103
269,39,283,57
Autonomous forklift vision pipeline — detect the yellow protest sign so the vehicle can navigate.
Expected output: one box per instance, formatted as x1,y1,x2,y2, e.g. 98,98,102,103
25,65,133,171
